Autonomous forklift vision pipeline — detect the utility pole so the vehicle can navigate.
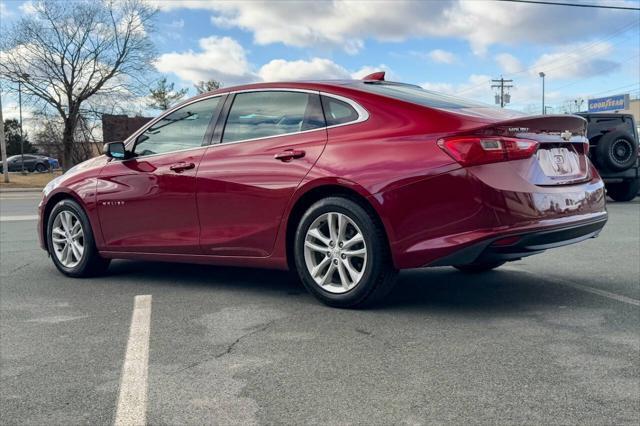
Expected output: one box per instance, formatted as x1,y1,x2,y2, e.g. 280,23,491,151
491,77,513,108
18,80,25,174
0,94,9,183
539,72,546,114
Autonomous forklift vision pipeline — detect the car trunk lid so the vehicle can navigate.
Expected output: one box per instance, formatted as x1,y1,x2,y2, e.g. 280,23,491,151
471,115,591,186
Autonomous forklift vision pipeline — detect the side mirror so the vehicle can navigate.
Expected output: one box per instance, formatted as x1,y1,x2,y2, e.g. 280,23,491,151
103,141,127,159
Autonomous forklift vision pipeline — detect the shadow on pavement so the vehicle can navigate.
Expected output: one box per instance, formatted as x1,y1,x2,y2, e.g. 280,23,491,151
104,260,576,313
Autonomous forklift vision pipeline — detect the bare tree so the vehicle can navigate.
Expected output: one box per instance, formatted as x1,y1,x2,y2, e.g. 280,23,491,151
0,0,157,170
148,77,188,110
194,79,222,94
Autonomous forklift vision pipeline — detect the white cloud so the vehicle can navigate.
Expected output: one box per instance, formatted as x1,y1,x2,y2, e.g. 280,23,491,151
530,41,620,79
427,49,457,64
153,0,637,55
155,36,257,85
495,53,523,74
0,2,12,18
258,58,350,81
18,0,36,15
422,74,494,100
258,59,395,82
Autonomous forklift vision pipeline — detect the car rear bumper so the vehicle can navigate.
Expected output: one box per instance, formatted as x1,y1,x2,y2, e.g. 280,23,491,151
375,163,607,269
428,213,607,266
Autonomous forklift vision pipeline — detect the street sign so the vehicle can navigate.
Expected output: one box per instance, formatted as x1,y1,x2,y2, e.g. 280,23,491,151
588,94,629,112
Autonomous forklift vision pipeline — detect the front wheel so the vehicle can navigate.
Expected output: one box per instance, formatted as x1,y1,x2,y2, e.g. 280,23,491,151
35,163,47,173
294,197,397,308
47,199,110,277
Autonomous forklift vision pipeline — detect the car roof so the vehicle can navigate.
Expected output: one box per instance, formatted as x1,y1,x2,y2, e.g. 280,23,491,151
189,79,420,100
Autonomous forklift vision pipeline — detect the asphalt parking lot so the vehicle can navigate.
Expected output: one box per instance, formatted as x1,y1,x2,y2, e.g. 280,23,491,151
1,191,638,425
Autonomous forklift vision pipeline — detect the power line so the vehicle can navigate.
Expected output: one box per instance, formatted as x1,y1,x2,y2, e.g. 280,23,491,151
495,0,640,11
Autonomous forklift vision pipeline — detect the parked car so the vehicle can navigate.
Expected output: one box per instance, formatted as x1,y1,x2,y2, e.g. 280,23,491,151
0,154,52,173
576,112,639,201
38,74,607,307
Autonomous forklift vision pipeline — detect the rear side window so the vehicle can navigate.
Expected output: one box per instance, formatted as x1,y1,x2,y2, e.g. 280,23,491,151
222,91,324,143
321,96,359,126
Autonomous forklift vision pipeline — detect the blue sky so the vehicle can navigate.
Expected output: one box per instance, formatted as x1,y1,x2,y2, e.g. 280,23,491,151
1,0,639,120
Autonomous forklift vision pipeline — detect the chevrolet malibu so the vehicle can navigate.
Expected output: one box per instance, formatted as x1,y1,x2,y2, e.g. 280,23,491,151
39,73,607,307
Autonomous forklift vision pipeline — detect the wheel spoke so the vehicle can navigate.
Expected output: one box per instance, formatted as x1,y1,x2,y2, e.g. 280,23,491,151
343,247,366,257
342,259,361,283
307,228,330,246
52,227,66,237
311,256,330,278
343,233,363,249
304,239,328,253
327,213,338,242
337,214,346,242
336,260,351,290
70,242,82,262
320,263,336,285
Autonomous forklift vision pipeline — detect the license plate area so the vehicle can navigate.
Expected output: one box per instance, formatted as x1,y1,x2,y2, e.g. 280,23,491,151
536,147,582,178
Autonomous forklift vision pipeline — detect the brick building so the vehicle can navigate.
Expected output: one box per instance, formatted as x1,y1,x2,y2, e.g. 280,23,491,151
102,114,152,143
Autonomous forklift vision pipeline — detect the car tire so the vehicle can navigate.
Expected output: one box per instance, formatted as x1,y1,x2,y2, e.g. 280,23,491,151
453,261,506,273
47,199,110,277
594,131,638,172
294,197,397,308
35,163,47,173
606,178,639,202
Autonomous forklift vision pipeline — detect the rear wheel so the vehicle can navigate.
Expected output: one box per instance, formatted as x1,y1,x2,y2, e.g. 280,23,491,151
453,261,506,273
606,178,639,202
35,163,47,173
47,199,110,277
294,197,397,308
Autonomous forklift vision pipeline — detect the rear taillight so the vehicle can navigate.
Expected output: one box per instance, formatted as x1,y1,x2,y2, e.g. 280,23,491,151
438,136,539,167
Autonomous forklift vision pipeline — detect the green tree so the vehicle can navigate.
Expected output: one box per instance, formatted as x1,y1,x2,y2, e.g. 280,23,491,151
148,77,188,110
3,119,37,156
194,79,222,94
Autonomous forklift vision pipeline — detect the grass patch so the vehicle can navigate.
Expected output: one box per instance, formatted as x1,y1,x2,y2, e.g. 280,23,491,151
0,171,63,189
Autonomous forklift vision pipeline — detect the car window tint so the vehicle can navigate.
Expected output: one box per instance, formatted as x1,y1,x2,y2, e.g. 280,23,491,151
222,91,323,143
135,96,221,157
321,96,359,126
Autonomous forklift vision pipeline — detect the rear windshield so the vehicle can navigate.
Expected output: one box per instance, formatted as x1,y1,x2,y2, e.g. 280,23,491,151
358,82,491,110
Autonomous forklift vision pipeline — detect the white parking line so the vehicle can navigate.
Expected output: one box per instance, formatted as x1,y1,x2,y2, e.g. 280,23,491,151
114,295,152,426
504,266,640,307
0,215,39,222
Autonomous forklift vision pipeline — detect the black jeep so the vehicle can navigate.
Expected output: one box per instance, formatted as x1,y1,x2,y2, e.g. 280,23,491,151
577,113,639,202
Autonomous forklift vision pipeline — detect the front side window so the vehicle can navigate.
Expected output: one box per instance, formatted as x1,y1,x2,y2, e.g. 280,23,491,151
222,91,324,143
134,96,221,157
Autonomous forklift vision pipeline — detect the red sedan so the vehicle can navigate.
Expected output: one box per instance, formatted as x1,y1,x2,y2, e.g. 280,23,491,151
38,73,607,307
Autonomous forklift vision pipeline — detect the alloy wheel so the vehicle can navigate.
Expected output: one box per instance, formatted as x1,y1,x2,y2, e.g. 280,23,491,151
303,212,367,294
51,210,85,268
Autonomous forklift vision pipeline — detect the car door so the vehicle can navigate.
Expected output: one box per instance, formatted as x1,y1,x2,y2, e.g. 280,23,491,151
197,90,327,257
96,95,224,254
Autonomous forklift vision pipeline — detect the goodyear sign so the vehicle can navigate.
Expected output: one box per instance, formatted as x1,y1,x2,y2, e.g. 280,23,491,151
588,94,629,112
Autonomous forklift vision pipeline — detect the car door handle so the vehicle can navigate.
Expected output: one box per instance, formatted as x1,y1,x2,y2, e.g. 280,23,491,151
169,162,195,172
274,149,305,162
